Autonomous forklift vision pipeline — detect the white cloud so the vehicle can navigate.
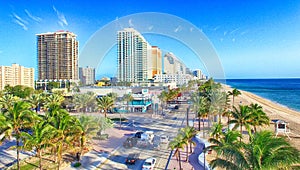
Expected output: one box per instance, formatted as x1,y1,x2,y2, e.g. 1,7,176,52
12,13,28,24
230,28,240,34
174,25,182,33
190,27,194,32
232,38,236,42
12,12,28,30
25,9,42,22
128,19,134,27
240,30,248,35
148,25,153,31
213,26,220,31
53,5,68,27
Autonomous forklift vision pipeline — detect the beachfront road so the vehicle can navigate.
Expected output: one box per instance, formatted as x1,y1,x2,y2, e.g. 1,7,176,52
98,104,189,170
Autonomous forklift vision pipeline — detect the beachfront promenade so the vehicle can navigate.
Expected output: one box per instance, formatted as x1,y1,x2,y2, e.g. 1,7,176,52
64,110,209,170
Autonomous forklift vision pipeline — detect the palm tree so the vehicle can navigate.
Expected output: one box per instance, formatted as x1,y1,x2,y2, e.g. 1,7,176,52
0,93,19,109
246,131,300,169
169,134,185,170
209,90,227,123
77,115,99,156
0,113,10,144
229,105,252,142
22,120,56,170
27,93,44,112
107,92,118,102
180,126,197,161
96,96,114,118
209,131,300,169
44,93,65,111
195,96,208,132
1,101,36,170
228,88,241,108
50,112,78,169
73,92,96,113
210,122,224,140
158,90,168,110
122,94,133,112
249,103,270,133
208,130,241,157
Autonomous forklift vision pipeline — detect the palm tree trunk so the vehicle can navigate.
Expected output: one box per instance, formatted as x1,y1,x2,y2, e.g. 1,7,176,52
203,119,205,138
198,114,201,131
189,141,193,153
186,144,188,161
227,116,230,129
38,149,42,170
16,138,20,170
178,150,182,170
232,96,235,107
240,123,243,142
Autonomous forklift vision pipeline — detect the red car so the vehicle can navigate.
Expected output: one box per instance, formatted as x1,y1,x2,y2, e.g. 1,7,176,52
125,153,140,165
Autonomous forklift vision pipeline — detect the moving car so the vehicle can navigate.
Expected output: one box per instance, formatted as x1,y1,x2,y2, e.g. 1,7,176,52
142,157,156,170
125,153,140,165
123,137,138,148
141,131,154,142
135,131,144,138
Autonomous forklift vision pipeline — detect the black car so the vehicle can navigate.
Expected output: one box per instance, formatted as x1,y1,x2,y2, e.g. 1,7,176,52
125,153,140,165
134,131,144,138
123,137,138,148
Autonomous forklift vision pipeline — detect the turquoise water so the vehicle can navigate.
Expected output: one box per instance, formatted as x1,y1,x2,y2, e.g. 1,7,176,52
222,79,300,112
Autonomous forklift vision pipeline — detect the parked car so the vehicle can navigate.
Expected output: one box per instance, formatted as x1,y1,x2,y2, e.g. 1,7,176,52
142,157,156,170
125,153,140,165
160,135,169,144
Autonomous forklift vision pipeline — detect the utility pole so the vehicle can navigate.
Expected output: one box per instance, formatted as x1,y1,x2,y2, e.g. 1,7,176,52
186,106,190,126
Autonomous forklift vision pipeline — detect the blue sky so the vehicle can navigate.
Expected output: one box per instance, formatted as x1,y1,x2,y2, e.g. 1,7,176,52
0,0,300,79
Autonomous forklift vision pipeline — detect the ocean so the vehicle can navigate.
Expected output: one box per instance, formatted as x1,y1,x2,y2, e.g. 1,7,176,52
221,79,300,112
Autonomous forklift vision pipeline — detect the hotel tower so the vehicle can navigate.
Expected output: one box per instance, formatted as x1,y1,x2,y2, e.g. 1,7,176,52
117,28,152,83
37,31,79,82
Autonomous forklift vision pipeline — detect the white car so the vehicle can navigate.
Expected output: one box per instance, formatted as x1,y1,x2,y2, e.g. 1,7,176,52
142,157,156,170
160,135,169,144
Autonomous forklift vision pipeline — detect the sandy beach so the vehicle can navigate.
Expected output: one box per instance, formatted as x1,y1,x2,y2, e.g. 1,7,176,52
223,85,300,149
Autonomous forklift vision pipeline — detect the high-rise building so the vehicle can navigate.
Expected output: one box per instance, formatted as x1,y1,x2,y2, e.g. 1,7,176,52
0,64,34,90
117,28,151,83
149,46,162,78
193,69,202,79
37,31,78,82
163,52,186,75
79,66,95,85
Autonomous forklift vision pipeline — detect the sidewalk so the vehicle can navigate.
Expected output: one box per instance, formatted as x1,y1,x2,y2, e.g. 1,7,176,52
64,127,130,170
64,150,110,170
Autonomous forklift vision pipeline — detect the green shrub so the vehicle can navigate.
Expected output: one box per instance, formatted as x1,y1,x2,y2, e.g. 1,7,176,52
73,162,81,167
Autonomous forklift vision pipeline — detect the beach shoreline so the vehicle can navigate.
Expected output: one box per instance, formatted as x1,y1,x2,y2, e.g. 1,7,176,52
223,85,300,149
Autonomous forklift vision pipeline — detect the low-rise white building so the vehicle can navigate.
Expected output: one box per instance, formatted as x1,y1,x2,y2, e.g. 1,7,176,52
153,74,193,86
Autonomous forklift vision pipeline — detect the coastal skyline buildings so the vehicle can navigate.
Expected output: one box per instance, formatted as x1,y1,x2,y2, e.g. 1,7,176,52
164,52,187,75
79,66,95,85
117,28,151,83
150,46,162,78
0,64,34,90
37,31,79,82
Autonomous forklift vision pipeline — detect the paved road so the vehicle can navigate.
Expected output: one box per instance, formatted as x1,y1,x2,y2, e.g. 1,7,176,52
98,105,188,170
0,139,35,169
